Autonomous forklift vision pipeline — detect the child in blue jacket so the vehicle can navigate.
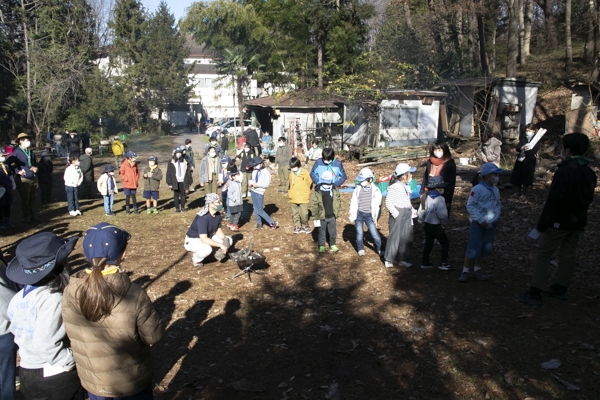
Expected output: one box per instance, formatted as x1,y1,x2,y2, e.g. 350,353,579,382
309,148,347,187
458,162,502,283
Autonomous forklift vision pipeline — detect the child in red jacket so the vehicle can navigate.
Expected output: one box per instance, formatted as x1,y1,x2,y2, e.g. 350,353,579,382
119,151,140,214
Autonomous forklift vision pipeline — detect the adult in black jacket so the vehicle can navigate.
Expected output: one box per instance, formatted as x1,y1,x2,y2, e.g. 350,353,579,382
421,140,457,214
519,133,597,306
66,131,81,159
236,143,254,197
78,148,94,199
244,127,260,157
510,124,541,196
220,130,229,156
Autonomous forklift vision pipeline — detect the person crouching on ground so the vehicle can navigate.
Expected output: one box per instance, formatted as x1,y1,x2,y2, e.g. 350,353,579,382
418,176,452,271
184,193,233,268
349,167,383,257
226,169,244,231
119,151,140,214
249,156,278,229
97,164,118,216
64,156,83,216
518,133,597,306
143,155,163,214
458,162,503,283
288,157,312,234
61,222,165,400
6,232,85,400
311,170,341,253
384,163,417,269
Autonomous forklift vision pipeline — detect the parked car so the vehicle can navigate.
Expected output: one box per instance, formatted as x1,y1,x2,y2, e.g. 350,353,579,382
206,119,252,136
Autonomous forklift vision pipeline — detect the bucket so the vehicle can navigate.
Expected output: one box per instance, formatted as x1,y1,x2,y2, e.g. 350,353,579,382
459,157,469,166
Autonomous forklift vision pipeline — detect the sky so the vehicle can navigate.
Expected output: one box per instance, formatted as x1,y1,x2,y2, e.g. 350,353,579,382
142,0,199,22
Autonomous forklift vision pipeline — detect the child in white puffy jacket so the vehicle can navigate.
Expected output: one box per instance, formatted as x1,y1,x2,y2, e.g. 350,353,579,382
64,156,83,216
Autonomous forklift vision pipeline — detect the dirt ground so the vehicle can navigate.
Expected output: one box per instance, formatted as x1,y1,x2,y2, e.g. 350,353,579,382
5,130,600,400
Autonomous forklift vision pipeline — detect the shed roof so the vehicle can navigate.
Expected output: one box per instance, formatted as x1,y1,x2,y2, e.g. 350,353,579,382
435,77,541,88
245,89,343,109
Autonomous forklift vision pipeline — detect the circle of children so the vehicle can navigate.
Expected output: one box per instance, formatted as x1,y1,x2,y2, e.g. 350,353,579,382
0,128,596,399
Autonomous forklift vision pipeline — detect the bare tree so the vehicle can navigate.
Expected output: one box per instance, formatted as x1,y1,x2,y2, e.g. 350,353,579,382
507,0,519,77
566,0,573,72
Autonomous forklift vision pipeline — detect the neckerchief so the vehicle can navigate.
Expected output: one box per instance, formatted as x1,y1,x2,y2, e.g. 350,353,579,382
566,155,592,166
85,266,121,276
23,285,39,297
19,145,32,167
1,162,8,176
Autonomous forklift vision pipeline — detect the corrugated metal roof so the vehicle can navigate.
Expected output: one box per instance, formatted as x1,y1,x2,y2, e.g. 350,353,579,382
245,89,343,109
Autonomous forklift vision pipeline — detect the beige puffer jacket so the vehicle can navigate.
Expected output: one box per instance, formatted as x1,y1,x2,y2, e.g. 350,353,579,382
62,270,165,398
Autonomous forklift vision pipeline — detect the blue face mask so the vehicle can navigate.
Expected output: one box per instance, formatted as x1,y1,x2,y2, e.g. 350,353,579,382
214,204,223,212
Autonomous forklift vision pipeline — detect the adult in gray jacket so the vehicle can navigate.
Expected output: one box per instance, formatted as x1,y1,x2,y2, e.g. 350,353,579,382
480,133,502,167
1,258,18,400
6,232,84,400
78,148,95,199
275,137,292,193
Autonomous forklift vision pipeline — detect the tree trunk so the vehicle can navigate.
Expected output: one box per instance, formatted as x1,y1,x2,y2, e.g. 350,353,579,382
566,0,573,72
585,0,596,63
507,0,519,77
237,78,244,131
20,0,32,134
491,22,496,72
523,0,533,57
542,0,558,48
404,0,413,30
477,14,490,75
453,9,464,73
317,39,323,89
517,0,525,65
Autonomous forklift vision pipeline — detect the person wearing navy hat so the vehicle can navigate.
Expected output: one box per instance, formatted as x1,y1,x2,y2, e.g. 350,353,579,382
119,150,140,214
458,162,503,283
167,147,192,212
248,155,278,229
6,232,85,400
418,175,452,271
204,134,223,158
142,155,163,214
62,222,164,400
384,163,418,269
97,164,118,216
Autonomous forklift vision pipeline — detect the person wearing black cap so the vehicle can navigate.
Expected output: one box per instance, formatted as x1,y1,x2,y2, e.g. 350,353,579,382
142,155,163,214
62,223,164,399
6,232,85,400
418,176,452,271
97,164,118,216
167,148,192,212
66,130,81,159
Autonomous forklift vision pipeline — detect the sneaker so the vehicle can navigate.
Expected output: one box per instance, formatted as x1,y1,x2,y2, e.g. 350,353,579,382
543,284,567,301
302,226,311,234
470,269,488,281
222,216,230,221
175,208,181,213
358,250,365,256
319,246,326,253
438,263,454,271
181,208,188,212
153,208,159,214
269,222,279,229
399,261,413,268
458,271,469,283
69,211,77,216
126,209,131,215
74,210,82,216
147,209,152,214
256,224,262,230
192,261,204,269
517,291,542,306
294,226,302,234
330,245,339,252
230,224,240,231
420,262,434,269
227,222,233,229
384,261,394,268
107,212,116,217
133,209,140,215
378,250,385,257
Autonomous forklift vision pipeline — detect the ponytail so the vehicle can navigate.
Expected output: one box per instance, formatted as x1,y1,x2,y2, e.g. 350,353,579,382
77,258,117,322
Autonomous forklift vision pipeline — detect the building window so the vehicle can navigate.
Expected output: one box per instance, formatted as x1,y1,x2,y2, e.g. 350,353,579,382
381,107,419,129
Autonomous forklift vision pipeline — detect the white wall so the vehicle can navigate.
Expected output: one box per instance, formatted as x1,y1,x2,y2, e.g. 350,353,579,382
379,99,440,146
494,81,539,128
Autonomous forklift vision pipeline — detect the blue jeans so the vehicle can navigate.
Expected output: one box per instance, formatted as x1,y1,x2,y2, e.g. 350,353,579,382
0,333,16,400
103,194,114,214
355,211,382,252
55,143,64,157
250,191,273,226
465,220,498,259
65,185,79,212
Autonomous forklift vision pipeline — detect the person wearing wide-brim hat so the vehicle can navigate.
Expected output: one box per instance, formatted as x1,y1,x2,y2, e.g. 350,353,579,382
6,232,85,400
62,222,164,399
8,132,40,223
418,175,452,271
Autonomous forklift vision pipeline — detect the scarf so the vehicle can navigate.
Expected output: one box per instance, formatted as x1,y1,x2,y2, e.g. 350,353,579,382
566,155,592,166
197,192,220,216
428,156,448,177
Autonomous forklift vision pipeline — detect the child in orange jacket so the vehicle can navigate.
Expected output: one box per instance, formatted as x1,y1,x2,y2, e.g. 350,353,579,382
288,157,312,234
119,151,140,214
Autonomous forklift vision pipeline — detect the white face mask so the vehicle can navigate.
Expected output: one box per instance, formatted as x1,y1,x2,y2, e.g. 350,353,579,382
209,152,216,158
278,143,284,147
291,167,299,172
109,172,115,176
210,141,217,146
236,175,243,182
176,153,182,159
149,161,155,166
323,160,331,165
360,180,370,187
0,156,5,162
244,148,250,152
321,184,332,190
22,140,31,149
433,150,444,158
